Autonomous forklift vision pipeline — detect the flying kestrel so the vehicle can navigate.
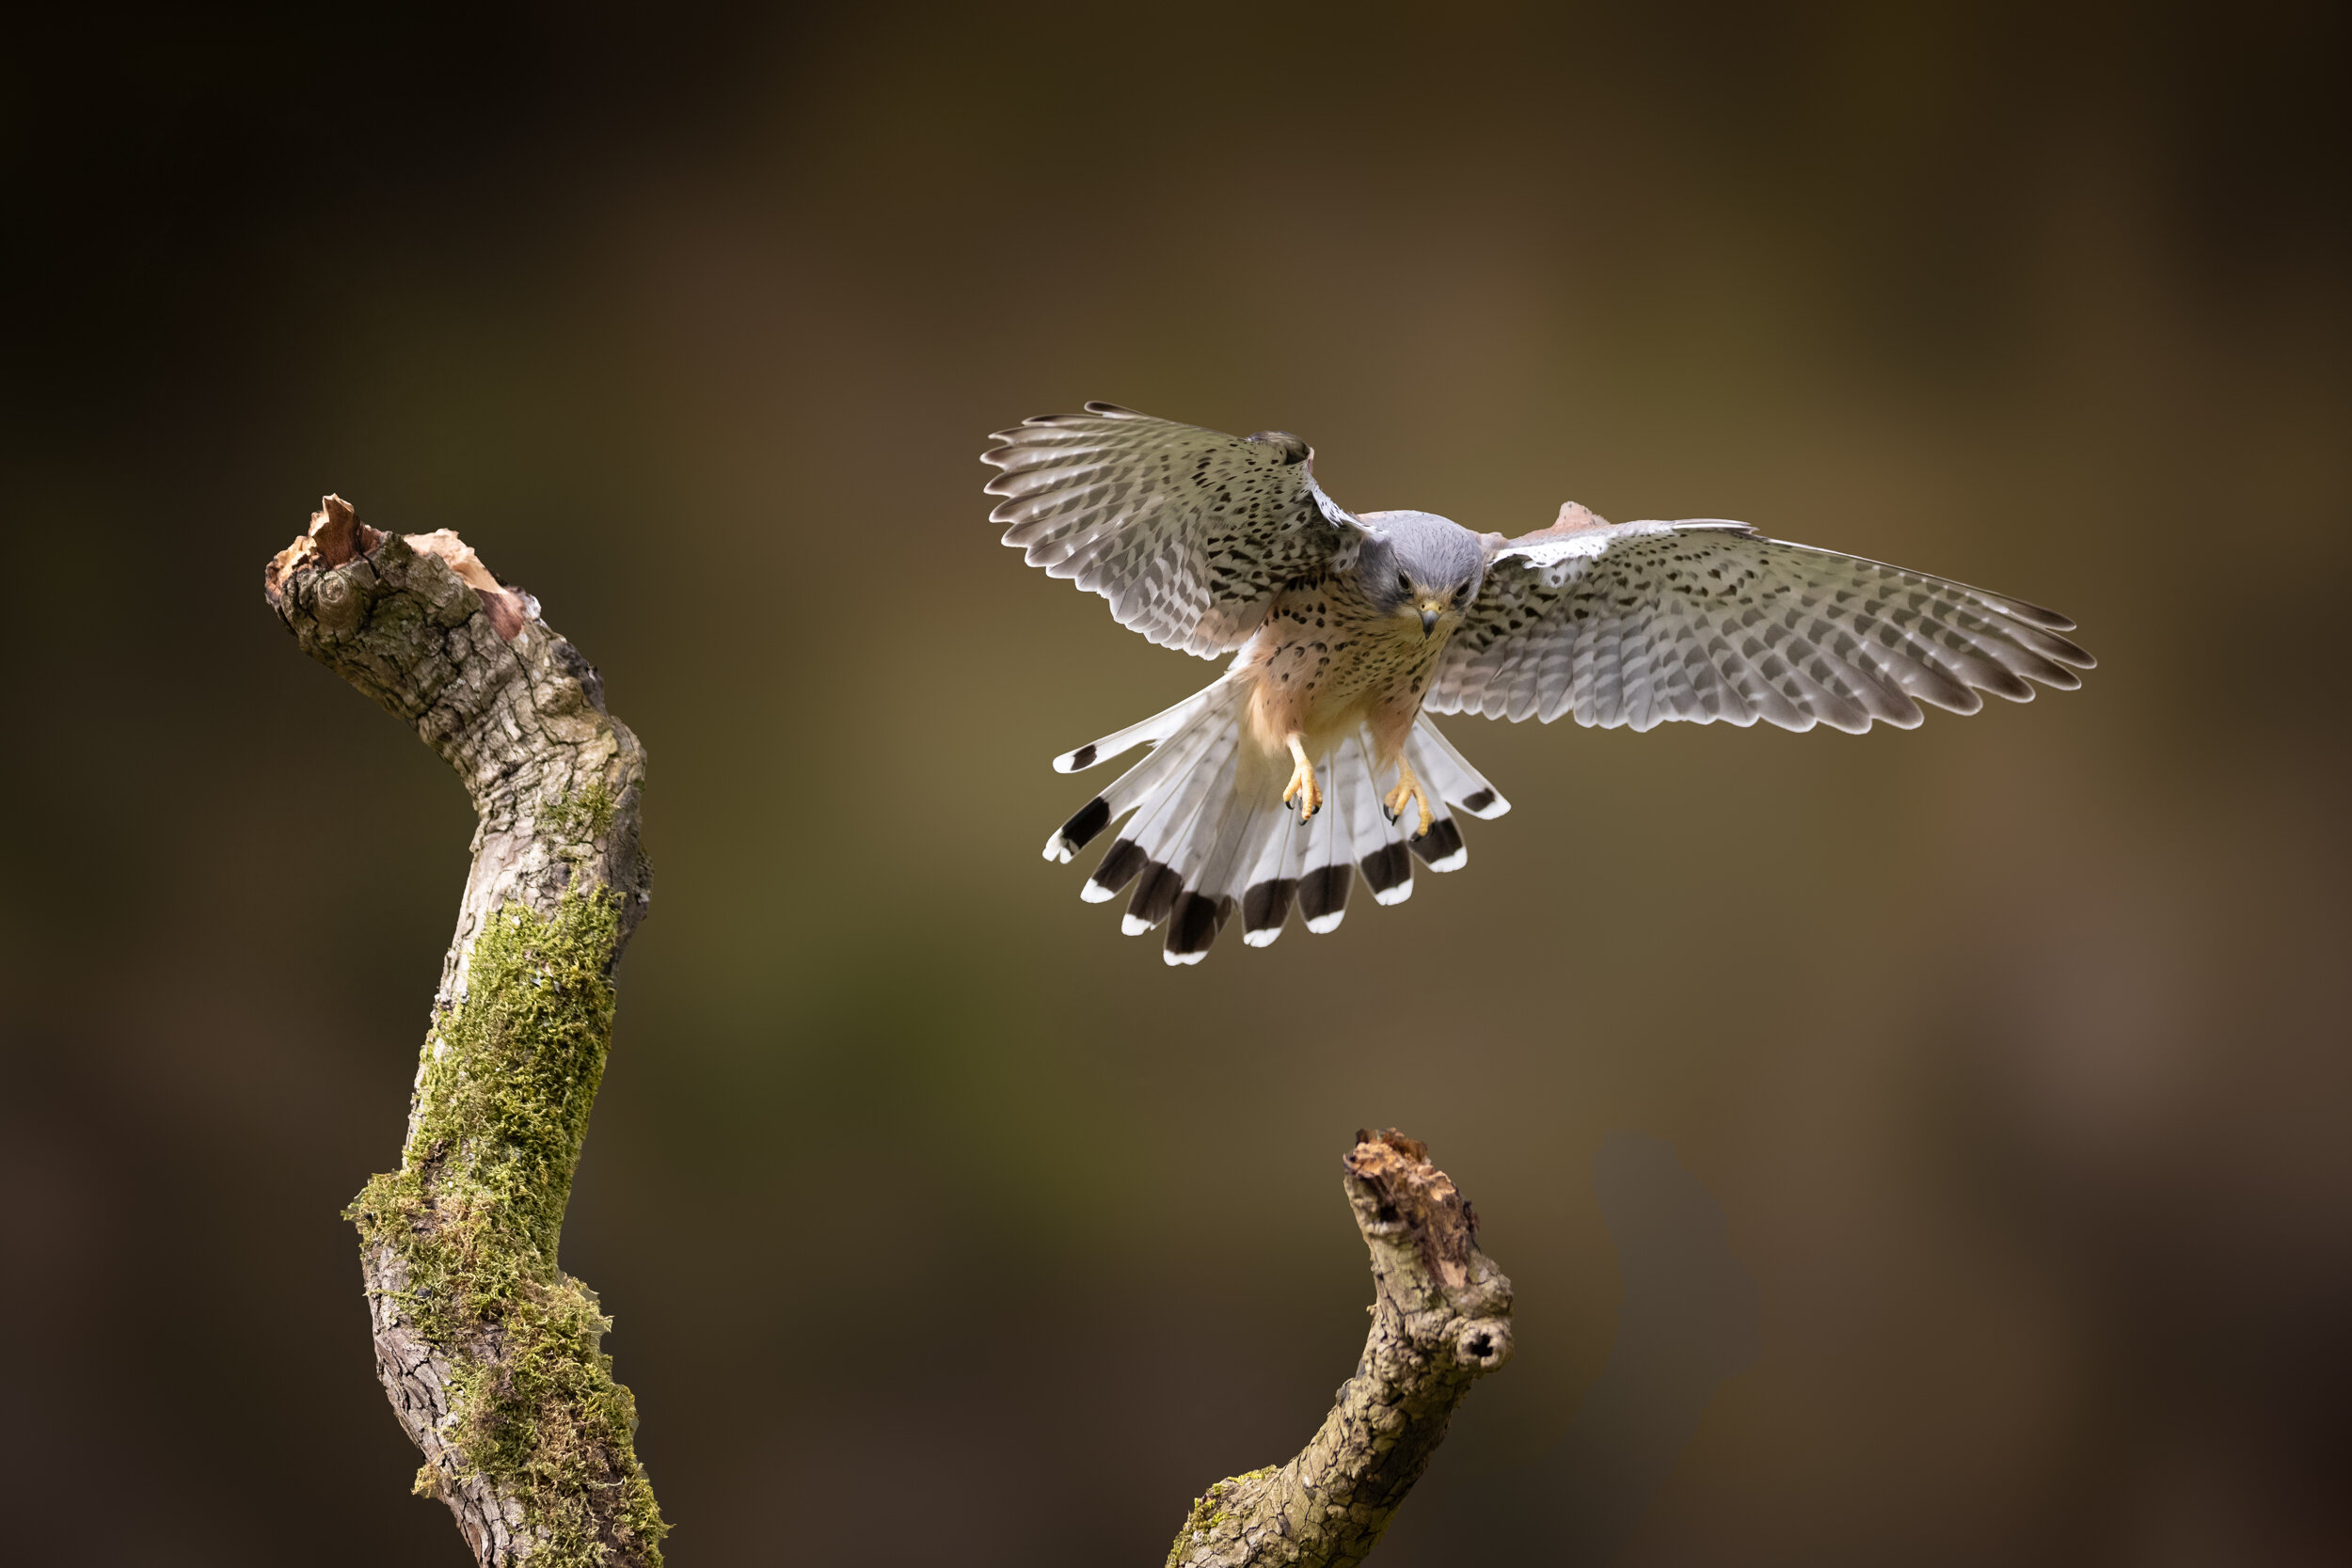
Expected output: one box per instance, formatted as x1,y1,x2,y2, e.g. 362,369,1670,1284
986,403,2091,964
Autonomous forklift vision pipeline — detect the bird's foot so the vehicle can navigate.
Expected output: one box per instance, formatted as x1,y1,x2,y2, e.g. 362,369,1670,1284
1282,737,1322,822
1383,766,1434,839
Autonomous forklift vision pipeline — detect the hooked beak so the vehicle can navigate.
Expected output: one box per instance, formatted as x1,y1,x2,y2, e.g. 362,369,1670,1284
1420,610,1438,639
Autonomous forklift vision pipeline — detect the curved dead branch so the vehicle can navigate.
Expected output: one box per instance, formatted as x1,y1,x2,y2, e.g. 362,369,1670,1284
266,497,663,1566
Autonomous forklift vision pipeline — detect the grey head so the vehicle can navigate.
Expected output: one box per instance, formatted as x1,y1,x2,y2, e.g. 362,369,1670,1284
1356,509,1492,639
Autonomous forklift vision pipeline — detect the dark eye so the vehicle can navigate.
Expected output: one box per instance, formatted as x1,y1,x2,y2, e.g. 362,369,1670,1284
1396,572,1413,594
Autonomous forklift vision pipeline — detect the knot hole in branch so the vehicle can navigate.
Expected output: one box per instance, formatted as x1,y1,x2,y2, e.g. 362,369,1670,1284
1454,1317,1512,1370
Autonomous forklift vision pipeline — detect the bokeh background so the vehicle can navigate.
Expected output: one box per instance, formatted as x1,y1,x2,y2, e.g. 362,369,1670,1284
6,4,2349,1563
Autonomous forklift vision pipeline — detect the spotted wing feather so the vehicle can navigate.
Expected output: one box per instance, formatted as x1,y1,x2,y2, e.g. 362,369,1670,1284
1430,520,2093,732
983,403,1362,657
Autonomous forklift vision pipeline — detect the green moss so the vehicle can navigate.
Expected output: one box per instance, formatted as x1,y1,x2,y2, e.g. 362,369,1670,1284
1164,1465,1279,1566
545,779,618,845
348,889,667,1565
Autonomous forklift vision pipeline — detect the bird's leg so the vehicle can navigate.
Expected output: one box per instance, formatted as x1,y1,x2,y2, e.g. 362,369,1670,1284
1383,758,1434,839
1281,735,1322,822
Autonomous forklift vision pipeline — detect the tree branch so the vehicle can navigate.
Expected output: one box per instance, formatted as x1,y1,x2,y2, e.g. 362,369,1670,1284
265,497,665,1566
1168,1131,1515,1568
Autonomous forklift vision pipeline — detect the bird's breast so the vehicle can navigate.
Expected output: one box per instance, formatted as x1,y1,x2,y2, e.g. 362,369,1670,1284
1241,578,1447,755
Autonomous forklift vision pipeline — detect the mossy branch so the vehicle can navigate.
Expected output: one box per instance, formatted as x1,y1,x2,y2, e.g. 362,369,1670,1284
266,498,664,1566
1166,1131,1515,1568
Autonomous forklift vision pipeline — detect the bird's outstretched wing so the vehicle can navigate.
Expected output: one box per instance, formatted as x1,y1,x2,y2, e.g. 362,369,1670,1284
984,403,1363,657
1429,510,2093,732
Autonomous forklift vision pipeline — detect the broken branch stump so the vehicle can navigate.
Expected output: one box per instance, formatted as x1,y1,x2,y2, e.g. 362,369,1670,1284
1167,1131,1515,1567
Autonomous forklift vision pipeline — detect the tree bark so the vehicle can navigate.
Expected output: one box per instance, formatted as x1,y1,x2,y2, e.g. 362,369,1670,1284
1166,1131,1515,1568
265,498,665,1566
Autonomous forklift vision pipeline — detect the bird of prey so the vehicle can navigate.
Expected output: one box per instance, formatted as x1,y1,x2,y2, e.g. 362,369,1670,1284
985,403,2091,964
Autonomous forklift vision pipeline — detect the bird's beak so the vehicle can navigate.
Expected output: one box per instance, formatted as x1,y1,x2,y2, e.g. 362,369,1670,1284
1417,600,1443,639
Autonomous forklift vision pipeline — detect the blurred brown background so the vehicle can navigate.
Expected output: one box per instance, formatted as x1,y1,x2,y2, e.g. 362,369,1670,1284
4,3,2348,1563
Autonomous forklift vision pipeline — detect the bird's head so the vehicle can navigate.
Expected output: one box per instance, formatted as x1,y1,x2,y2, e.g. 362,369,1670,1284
1359,511,1486,639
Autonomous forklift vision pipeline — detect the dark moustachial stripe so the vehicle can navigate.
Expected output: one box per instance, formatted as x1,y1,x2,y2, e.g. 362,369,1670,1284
1243,878,1298,932
1461,787,1497,815
1127,860,1184,928
1359,842,1411,895
1299,863,1352,923
1409,817,1464,864
1057,796,1111,851
1167,893,1224,955
1089,838,1147,896
1066,743,1096,770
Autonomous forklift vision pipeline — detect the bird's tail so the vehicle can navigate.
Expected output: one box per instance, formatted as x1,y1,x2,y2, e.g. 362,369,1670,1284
1043,677,1512,964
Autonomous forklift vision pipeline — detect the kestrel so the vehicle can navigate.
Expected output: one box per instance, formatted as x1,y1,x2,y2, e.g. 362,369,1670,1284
986,403,2091,964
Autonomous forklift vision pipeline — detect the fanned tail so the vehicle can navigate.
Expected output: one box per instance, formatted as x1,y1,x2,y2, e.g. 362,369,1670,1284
1043,690,1511,963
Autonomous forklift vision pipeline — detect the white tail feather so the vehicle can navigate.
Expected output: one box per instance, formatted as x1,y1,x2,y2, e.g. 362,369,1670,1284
1410,716,1510,817
1299,751,1354,935
1053,680,1233,773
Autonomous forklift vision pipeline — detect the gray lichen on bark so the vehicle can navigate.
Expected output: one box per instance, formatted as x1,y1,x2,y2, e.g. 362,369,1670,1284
1168,1131,1515,1568
266,498,664,1565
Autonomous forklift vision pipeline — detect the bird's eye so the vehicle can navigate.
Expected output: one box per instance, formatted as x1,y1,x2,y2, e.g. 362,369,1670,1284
1396,572,1413,594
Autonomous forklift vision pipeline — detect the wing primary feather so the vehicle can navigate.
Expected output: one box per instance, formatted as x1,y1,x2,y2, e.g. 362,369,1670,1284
1437,526,2089,733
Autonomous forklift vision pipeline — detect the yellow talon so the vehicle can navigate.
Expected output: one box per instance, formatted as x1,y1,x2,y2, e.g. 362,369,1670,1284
1383,763,1434,839
1282,736,1323,822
